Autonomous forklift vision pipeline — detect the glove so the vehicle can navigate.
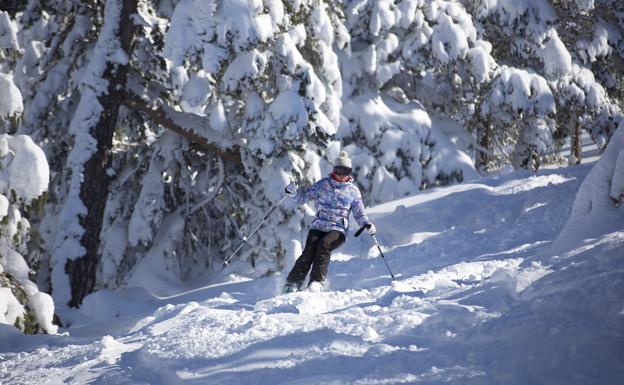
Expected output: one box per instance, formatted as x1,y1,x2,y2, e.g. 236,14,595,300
285,182,297,197
365,223,376,235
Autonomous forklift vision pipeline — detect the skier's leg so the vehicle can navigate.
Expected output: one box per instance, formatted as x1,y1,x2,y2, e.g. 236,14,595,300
309,230,345,285
286,229,324,288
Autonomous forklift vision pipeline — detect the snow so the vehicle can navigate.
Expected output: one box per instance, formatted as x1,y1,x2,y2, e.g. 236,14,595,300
467,41,494,82
287,24,307,47
0,194,7,219
209,100,228,132
310,3,334,45
222,50,267,92
21,61,70,126
163,0,209,66
341,94,479,201
431,13,469,63
478,0,557,39
538,29,572,78
0,288,23,326
575,0,595,12
579,25,612,63
61,14,90,56
0,73,23,120
127,153,165,247
0,11,20,52
28,293,58,335
0,134,49,204
485,66,556,116
267,90,308,137
202,43,228,73
2,158,623,383
0,235,31,283
375,60,401,86
180,71,212,114
611,150,624,205
164,0,278,67
369,0,397,36
126,209,187,296
550,122,624,254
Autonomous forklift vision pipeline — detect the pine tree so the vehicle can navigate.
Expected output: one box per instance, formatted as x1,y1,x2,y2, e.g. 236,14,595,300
337,0,482,201
469,0,623,169
0,134,57,334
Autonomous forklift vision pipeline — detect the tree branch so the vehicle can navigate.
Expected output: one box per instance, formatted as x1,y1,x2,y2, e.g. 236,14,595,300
122,91,242,163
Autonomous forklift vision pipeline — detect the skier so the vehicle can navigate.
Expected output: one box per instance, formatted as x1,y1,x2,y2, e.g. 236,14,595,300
282,151,376,293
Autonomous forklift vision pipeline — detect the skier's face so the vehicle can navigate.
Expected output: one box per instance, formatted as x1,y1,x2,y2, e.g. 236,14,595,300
333,166,352,181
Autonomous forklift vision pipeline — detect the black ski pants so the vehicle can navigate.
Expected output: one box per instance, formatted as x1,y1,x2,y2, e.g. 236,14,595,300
286,229,345,286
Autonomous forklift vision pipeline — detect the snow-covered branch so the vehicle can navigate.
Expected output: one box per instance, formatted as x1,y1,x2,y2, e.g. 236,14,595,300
121,90,241,163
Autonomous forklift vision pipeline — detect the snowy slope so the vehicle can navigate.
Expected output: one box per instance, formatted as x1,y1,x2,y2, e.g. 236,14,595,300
1,163,623,385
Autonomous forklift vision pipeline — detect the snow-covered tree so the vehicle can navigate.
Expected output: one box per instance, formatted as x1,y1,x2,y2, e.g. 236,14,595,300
0,10,20,65
548,0,624,163
470,0,623,168
553,63,620,165
0,11,22,132
337,0,481,202
114,0,352,289
6,1,103,301
343,0,496,117
38,0,140,308
0,134,57,334
478,67,556,171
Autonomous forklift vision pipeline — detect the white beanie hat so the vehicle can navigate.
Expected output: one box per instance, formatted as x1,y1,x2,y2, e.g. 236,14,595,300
335,151,352,169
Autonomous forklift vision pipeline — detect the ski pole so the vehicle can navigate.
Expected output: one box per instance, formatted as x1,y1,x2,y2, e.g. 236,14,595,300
372,234,395,281
355,224,396,281
223,194,289,266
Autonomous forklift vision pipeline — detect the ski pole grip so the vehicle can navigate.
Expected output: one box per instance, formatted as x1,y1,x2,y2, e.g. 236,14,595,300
354,224,370,238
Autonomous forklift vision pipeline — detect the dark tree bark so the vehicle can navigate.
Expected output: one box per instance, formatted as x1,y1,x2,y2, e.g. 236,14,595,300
476,121,492,172
468,79,497,174
572,121,582,165
65,0,138,307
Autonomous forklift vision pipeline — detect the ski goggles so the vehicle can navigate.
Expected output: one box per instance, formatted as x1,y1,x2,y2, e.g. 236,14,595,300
333,166,352,176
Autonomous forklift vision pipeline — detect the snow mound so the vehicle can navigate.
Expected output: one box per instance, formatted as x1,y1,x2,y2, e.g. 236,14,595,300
551,121,624,254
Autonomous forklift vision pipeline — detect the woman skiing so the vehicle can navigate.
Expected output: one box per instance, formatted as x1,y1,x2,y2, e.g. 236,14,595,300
283,151,376,293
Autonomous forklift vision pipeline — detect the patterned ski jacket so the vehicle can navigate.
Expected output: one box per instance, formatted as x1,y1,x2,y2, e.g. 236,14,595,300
292,175,371,235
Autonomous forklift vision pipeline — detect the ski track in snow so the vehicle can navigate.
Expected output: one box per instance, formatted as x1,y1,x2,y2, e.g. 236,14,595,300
2,164,624,385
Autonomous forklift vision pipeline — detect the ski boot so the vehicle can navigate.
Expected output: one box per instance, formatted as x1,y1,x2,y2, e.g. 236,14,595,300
282,281,302,294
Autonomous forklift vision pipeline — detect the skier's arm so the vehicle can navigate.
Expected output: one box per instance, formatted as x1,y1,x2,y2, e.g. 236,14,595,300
351,190,371,228
292,179,323,204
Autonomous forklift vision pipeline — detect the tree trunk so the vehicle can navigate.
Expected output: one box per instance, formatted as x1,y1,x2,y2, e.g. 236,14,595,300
571,121,582,165
476,121,492,172
65,0,138,307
